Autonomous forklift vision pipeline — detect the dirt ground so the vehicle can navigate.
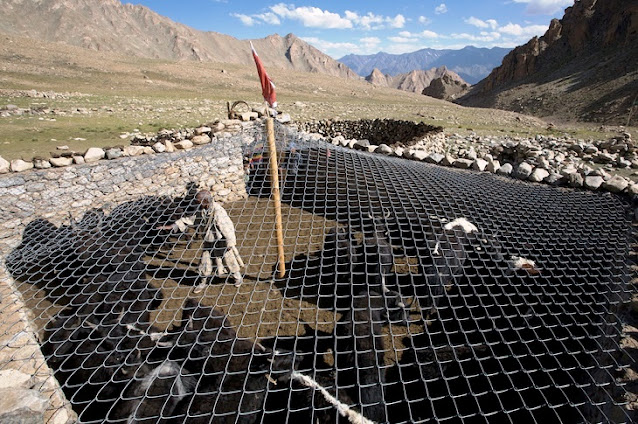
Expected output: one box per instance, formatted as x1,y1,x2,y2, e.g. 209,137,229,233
17,194,421,368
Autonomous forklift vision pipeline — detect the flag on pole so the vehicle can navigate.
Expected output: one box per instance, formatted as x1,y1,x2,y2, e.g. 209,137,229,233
250,41,277,109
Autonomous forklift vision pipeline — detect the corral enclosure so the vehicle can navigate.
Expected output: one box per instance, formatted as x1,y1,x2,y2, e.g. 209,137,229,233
0,121,635,423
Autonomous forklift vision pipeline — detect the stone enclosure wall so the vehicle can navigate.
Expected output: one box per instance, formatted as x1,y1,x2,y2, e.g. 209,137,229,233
297,118,443,147
0,130,249,423
0,134,247,253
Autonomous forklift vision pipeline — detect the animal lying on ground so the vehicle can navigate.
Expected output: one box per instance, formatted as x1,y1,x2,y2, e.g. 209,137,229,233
109,360,197,424
335,290,410,423
321,215,397,301
170,338,300,423
419,217,490,317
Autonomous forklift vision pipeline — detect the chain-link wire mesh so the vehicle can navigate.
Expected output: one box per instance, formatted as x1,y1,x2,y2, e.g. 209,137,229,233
3,122,636,423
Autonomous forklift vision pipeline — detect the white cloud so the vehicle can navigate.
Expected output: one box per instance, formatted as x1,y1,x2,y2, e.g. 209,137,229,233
451,31,501,42
302,37,372,57
418,16,432,25
302,37,358,51
388,36,418,43
344,11,406,30
465,17,498,30
420,30,439,38
389,14,406,28
255,12,281,25
512,0,573,15
435,3,448,14
360,37,381,50
395,30,440,39
271,4,352,29
231,11,280,26
231,13,256,26
465,16,488,28
498,22,548,37
269,4,404,30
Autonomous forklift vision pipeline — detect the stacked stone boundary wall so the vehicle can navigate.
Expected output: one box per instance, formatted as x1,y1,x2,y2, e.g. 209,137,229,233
0,133,248,252
297,118,443,147
309,124,638,199
0,129,251,423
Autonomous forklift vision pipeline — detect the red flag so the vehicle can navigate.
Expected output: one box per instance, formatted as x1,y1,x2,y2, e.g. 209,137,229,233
250,41,277,109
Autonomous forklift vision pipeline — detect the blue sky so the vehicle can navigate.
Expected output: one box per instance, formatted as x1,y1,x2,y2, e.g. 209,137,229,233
127,0,574,57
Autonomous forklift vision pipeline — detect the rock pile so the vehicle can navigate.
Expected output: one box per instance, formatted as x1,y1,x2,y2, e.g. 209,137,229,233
130,120,244,148
317,129,638,197
0,89,87,100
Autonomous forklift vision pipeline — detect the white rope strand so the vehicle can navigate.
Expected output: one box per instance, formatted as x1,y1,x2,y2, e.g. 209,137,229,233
290,371,376,424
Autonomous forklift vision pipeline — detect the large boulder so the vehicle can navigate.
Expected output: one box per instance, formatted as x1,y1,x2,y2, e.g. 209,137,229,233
105,148,123,160
174,140,193,150
529,168,549,182
10,160,33,172
122,145,145,156
49,157,73,167
472,158,488,172
0,156,10,173
353,139,371,151
422,73,470,101
602,175,629,193
425,152,444,164
584,175,604,190
497,163,513,175
515,162,533,179
191,134,211,145
84,147,105,162
33,158,52,169
453,158,473,169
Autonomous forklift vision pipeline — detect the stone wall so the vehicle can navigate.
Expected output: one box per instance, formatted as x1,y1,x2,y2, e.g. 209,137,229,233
296,118,443,147
0,133,247,254
0,131,250,423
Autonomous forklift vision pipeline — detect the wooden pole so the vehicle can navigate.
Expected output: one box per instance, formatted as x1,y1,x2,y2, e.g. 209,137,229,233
266,117,286,278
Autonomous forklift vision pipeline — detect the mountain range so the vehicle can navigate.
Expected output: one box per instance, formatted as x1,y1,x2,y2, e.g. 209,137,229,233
339,47,511,85
1,0,635,124
0,0,358,79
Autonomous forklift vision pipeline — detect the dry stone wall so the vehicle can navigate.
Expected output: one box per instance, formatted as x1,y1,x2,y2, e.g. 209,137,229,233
0,130,250,424
297,118,442,147
0,134,247,253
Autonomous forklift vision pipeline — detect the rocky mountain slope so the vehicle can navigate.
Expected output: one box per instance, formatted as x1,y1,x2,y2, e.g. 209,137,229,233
458,0,638,125
422,74,470,101
340,46,510,84
0,0,359,79
365,66,469,96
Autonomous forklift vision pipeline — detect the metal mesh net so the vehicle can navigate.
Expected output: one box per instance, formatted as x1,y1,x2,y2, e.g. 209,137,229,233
3,122,635,423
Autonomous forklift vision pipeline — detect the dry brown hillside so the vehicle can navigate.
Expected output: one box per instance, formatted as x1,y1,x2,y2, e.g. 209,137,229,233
458,0,638,125
0,0,358,79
